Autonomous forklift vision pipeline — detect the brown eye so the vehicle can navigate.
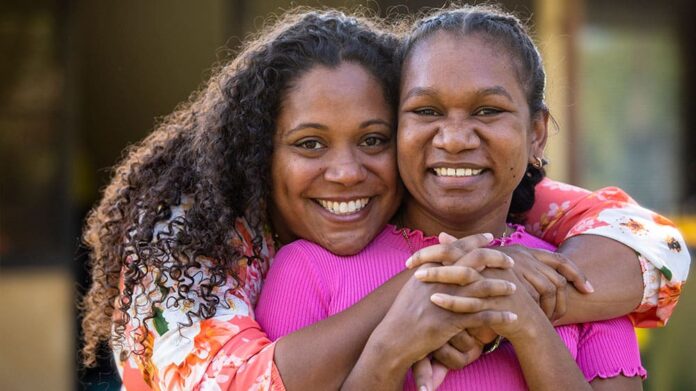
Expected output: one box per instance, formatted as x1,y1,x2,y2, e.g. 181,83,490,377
360,136,386,147
413,108,440,116
296,139,324,150
474,107,503,116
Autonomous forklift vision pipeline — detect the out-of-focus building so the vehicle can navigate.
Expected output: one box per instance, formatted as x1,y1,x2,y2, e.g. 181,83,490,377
0,0,693,390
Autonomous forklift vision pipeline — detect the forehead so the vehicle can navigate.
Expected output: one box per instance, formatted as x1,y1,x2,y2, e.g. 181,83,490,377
284,62,384,105
278,62,392,126
402,31,524,98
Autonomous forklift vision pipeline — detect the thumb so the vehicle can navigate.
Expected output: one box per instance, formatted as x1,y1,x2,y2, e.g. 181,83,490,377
431,360,449,390
413,358,434,391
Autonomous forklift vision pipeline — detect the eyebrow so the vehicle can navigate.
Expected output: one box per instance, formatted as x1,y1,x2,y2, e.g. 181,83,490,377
475,86,513,101
401,85,514,103
285,119,392,136
401,87,438,103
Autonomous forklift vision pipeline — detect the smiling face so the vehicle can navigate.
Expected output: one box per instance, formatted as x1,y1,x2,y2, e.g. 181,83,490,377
398,32,548,237
271,62,401,255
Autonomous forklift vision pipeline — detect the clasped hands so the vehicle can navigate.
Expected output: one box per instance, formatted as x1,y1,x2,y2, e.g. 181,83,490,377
399,232,594,391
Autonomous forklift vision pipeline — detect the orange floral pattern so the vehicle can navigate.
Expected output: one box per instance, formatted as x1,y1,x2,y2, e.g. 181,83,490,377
115,179,690,389
527,178,690,327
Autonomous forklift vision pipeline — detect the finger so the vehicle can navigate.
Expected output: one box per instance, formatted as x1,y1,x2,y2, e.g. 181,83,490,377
468,326,498,345
449,330,480,353
521,269,556,319
432,343,470,369
406,233,494,269
438,232,457,244
553,281,567,321
413,358,434,391
455,248,515,271
431,294,488,313
536,251,594,294
458,278,517,297
431,361,449,390
406,243,465,269
414,265,482,286
450,310,518,330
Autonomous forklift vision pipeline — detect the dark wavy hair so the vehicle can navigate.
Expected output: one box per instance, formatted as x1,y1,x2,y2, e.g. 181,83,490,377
80,8,399,366
398,4,548,221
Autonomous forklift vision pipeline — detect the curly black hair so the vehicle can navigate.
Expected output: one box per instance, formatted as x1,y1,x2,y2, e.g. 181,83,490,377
80,8,400,367
398,4,548,222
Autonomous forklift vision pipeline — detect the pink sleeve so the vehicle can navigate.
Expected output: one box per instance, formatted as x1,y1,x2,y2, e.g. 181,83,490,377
255,242,331,341
576,317,647,382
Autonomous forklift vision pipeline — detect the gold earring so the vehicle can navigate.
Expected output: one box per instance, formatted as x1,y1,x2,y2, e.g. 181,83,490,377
532,155,547,169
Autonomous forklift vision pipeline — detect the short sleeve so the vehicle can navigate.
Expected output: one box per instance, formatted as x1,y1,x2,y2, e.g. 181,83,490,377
526,178,690,327
576,317,647,382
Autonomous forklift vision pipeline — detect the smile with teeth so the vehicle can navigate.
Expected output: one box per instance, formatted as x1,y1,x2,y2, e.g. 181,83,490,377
317,198,370,215
433,167,484,177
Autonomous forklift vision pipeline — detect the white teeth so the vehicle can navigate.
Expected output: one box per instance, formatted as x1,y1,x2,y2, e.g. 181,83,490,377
434,167,483,177
318,198,370,215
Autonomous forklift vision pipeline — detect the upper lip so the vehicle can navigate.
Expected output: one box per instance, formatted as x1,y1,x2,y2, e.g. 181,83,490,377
428,162,486,170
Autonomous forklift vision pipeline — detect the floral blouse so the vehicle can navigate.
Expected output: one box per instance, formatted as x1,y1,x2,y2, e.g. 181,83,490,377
114,178,690,390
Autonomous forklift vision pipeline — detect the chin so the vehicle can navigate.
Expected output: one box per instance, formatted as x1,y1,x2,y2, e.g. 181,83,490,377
323,237,369,257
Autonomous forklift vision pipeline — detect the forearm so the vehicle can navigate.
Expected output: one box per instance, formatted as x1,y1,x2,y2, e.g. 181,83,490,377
340,332,410,391
274,268,413,390
510,320,592,391
555,234,643,325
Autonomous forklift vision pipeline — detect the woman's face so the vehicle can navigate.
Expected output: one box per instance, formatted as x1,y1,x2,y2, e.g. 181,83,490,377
271,62,401,255
398,32,547,236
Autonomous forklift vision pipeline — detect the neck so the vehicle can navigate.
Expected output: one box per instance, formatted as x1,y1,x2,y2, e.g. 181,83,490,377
401,196,510,239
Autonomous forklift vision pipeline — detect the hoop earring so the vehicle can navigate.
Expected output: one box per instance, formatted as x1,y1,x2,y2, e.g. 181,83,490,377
532,155,549,169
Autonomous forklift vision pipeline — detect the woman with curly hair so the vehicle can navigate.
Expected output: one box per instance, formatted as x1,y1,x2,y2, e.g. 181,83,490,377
80,7,689,391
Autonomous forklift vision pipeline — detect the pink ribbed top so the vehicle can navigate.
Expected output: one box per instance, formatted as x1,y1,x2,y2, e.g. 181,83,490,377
255,225,646,390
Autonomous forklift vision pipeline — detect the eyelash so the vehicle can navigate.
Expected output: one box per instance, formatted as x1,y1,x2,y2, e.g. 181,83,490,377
296,139,324,150
413,108,440,116
360,135,388,147
474,107,503,116
294,135,389,150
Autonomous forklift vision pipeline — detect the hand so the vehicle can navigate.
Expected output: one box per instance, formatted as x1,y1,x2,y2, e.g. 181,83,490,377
370,266,518,370
406,232,515,272
496,245,594,321
428,267,550,342
431,330,485,370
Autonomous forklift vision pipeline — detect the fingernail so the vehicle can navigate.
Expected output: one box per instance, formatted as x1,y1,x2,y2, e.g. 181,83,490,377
414,269,427,279
508,282,516,292
405,256,413,268
431,293,445,304
584,280,595,293
508,312,518,321
483,233,494,242
506,255,515,265
420,386,429,391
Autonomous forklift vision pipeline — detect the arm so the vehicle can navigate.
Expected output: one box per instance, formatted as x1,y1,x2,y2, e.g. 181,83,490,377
272,234,497,391
254,243,410,390
429,268,643,391
528,178,690,326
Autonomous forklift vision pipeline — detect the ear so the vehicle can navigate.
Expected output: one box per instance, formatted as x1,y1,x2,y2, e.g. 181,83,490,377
529,111,549,162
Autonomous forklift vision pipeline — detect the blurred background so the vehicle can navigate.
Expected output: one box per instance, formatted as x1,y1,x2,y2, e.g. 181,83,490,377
0,0,694,389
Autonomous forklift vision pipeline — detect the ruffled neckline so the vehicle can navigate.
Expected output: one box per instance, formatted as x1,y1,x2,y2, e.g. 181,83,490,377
388,223,527,247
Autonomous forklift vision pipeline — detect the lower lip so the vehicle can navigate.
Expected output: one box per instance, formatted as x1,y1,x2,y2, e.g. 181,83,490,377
430,170,487,187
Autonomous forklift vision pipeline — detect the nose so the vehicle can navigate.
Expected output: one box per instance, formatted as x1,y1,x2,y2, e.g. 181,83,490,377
324,149,368,187
432,117,481,154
